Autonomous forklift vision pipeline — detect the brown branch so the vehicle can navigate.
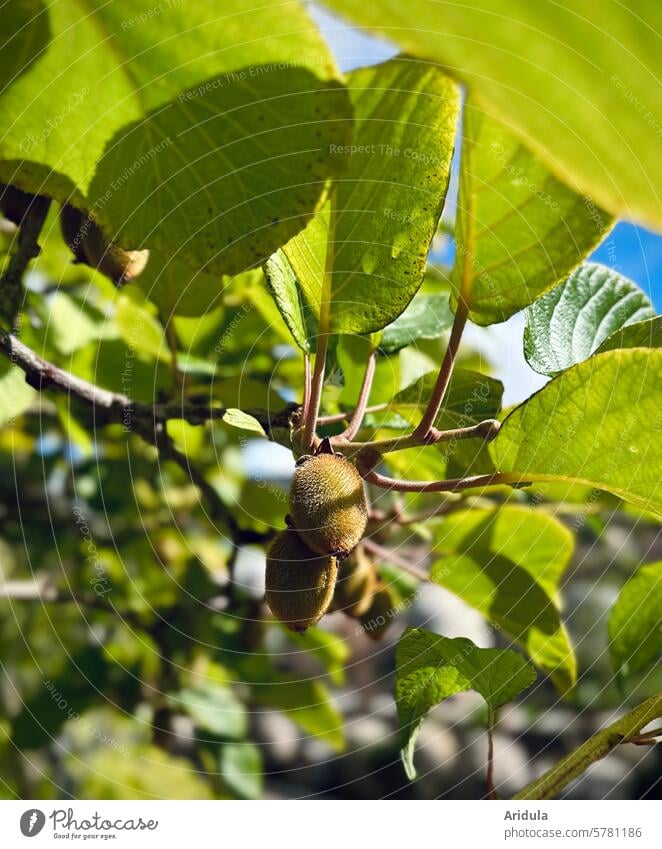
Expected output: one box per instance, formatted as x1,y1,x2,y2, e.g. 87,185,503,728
358,458,505,494
341,418,500,455
0,193,51,328
337,351,376,441
412,298,469,440
0,327,293,437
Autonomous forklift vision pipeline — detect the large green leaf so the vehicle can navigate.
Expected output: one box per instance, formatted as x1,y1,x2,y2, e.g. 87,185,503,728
284,57,460,333
451,102,610,326
524,264,655,375
431,506,576,691
608,561,662,679
0,1,351,276
493,349,662,517
396,629,535,778
325,0,662,229
596,316,662,355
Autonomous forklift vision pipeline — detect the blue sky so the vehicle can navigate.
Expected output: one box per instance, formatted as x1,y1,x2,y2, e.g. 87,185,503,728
311,5,662,311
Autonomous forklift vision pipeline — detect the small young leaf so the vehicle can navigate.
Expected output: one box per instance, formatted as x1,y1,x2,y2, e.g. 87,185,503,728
396,629,535,779
431,506,576,691
608,561,662,679
493,349,662,517
524,263,654,375
222,409,266,437
263,250,310,352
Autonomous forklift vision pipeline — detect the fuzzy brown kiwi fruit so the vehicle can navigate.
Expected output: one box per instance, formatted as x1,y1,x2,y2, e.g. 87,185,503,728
59,203,149,284
331,545,377,617
359,583,394,640
265,529,338,633
289,452,368,558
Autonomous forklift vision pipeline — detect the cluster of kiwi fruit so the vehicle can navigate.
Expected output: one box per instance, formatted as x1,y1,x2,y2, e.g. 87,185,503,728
265,440,393,637
1,183,149,286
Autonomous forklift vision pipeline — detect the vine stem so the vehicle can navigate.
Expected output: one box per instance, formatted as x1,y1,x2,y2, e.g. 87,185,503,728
412,297,469,439
358,461,510,494
337,351,376,441
514,694,662,800
317,403,385,426
361,538,429,582
343,418,500,455
165,319,184,392
301,192,336,451
0,192,51,328
486,707,497,799
301,352,312,425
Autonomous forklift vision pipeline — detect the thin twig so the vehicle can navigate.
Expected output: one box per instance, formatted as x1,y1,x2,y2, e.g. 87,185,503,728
358,462,506,494
301,352,312,425
413,298,469,439
165,319,184,392
301,191,336,451
337,351,376,441
0,193,51,328
486,708,497,799
317,403,386,426
341,418,500,455
0,327,293,435
362,538,429,582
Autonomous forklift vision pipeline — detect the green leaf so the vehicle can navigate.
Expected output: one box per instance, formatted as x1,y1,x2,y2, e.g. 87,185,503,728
326,0,662,229
596,316,662,355
431,506,576,691
493,349,662,517
285,57,460,333
451,102,611,326
1,1,351,276
396,629,535,778
220,742,263,800
222,409,266,437
380,293,453,354
524,263,654,375
0,367,36,427
264,250,310,352
515,694,662,800
609,561,662,679
173,683,247,740
249,672,344,752
376,367,504,478
377,368,503,431
136,251,227,318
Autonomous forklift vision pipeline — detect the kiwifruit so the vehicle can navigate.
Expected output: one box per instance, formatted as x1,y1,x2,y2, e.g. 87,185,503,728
289,451,368,558
265,529,338,633
331,545,377,617
59,203,149,284
359,583,394,641
0,183,44,226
